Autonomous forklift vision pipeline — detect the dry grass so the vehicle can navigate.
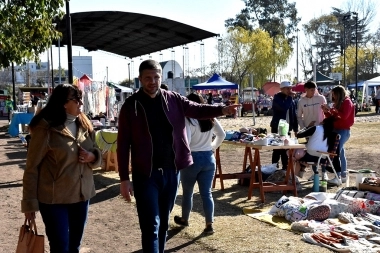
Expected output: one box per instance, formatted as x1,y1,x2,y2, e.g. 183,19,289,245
167,119,378,253
97,115,378,252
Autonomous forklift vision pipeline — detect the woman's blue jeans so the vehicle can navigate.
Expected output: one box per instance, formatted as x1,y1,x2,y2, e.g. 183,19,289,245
335,129,351,178
132,167,179,253
39,200,89,253
180,151,216,224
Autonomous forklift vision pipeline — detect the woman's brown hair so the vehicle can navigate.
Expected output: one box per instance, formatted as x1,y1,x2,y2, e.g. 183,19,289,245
29,84,93,133
331,85,347,110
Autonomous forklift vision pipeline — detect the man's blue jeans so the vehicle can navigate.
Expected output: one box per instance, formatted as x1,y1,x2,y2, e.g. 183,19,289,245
39,200,89,253
180,151,216,224
132,167,179,253
335,129,351,178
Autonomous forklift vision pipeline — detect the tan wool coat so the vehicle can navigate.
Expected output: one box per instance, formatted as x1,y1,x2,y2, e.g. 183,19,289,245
21,119,102,213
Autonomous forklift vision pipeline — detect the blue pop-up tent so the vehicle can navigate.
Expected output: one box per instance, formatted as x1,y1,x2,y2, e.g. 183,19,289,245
192,73,238,90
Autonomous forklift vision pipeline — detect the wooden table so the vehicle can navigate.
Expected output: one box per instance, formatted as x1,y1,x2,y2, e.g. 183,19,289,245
213,141,305,203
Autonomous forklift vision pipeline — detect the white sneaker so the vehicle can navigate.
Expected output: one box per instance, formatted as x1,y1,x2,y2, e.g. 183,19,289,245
322,172,329,181
327,177,342,186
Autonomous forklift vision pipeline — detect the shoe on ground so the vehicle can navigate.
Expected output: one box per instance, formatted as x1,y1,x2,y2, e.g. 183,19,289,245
174,216,189,227
341,176,347,184
203,224,214,234
327,177,342,186
322,172,329,181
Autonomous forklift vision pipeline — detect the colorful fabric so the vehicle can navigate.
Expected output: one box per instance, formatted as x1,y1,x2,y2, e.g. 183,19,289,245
306,204,331,221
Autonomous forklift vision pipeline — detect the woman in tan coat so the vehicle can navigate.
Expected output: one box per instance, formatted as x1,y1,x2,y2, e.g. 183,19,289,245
21,84,102,253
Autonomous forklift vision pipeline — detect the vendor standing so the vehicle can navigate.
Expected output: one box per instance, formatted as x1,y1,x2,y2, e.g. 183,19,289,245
5,95,14,123
270,80,298,170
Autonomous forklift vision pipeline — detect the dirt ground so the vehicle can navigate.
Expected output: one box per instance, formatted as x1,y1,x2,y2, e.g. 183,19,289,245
1,112,379,253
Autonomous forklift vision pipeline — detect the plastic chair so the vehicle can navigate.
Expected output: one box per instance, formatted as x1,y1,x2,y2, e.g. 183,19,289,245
310,133,342,185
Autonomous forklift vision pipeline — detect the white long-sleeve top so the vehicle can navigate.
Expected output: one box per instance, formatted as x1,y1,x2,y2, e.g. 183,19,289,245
185,118,226,152
297,94,326,129
303,125,328,157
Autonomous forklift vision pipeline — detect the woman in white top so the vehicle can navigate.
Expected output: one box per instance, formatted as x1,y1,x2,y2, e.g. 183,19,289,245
174,93,226,234
294,116,336,180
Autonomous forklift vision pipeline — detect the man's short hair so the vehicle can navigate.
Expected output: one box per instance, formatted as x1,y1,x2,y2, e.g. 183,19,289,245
139,60,162,76
304,81,317,89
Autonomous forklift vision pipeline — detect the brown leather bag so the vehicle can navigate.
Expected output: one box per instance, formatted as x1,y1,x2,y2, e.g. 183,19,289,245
16,218,44,253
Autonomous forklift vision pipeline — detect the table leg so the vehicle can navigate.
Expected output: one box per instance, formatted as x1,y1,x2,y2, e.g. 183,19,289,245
248,149,263,202
284,149,298,197
212,147,224,190
106,152,118,172
240,146,249,185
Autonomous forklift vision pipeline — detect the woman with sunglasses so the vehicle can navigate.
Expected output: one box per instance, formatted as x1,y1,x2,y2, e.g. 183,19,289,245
21,84,102,253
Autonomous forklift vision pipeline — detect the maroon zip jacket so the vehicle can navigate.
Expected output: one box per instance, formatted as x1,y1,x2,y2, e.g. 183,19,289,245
117,89,225,181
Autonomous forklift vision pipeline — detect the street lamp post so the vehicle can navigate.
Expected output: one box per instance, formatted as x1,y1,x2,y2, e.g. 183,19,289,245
352,12,359,99
65,0,73,84
128,63,131,87
342,14,351,86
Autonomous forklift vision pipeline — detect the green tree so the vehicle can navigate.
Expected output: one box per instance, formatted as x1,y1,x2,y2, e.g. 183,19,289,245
0,0,64,68
301,0,377,81
217,27,288,89
225,0,301,45
333,44,379,84
303,14,341,75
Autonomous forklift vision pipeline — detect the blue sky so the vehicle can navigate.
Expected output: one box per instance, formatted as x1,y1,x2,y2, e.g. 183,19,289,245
44,0,380,83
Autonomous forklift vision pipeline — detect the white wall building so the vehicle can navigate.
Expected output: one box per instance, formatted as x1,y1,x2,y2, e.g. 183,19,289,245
160,60,183,81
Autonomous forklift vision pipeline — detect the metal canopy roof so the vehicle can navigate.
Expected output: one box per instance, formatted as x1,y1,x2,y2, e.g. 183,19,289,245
55,11,218,58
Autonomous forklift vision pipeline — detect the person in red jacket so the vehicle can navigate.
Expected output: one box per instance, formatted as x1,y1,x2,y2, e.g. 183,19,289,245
321,85,354,185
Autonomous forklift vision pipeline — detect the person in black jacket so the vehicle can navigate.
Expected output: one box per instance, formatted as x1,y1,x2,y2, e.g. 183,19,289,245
270,80,298,170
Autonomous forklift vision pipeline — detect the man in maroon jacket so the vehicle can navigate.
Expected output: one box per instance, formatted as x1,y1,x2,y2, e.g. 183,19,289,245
117,59,239,253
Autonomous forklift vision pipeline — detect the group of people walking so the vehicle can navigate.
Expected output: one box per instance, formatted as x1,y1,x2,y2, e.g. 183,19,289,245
20,58,356,253
20,59,238,253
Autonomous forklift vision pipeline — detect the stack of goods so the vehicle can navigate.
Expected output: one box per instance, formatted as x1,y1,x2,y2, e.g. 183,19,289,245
224,127,298,146
268,189,380,252
358,175,380,193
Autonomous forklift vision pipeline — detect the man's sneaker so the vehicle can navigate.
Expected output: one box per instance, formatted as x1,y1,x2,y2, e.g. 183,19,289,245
327,177,342,186
307,174,315,181
322,172,329,181
203,224,214,234
341,176,347,184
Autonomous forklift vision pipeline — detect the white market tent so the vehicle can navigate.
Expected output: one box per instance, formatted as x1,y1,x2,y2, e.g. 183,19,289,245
362,76,380,105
